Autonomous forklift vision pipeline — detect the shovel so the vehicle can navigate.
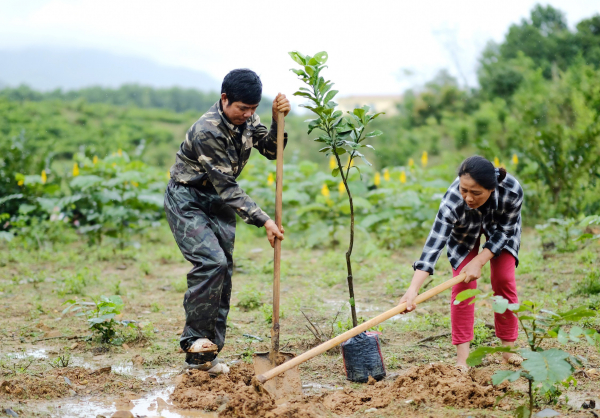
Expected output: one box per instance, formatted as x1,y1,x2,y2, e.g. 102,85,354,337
256,272,467,385
253,111,302,400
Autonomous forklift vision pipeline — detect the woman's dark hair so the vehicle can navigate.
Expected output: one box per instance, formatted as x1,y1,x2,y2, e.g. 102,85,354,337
221,69,262,105
458,155,507,190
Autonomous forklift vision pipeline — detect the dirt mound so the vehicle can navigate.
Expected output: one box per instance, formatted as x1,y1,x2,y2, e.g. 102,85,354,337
171,362,506,417
171,362,271,413
0,366,148,400
393,363,504,408
309,363,507,415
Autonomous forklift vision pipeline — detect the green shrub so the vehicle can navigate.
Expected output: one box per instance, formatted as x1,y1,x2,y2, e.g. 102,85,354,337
236,285,264,311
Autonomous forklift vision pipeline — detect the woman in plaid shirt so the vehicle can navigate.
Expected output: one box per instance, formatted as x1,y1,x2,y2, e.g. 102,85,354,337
400,155,524,370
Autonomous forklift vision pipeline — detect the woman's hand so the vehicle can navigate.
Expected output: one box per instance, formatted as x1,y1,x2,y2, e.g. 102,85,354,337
461,258,483,283
264,219,284,248
399,287,419,313
272,93,291,119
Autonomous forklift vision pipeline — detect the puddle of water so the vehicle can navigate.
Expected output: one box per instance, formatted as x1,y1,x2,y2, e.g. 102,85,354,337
6,348,48,359
55,386,217,417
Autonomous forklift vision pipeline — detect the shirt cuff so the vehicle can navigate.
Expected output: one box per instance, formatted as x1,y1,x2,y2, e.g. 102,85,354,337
253,211,271,228
412,261,434,275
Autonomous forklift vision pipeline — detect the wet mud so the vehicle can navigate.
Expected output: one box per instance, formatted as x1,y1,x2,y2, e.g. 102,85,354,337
170,362,507,417
0,366,149,400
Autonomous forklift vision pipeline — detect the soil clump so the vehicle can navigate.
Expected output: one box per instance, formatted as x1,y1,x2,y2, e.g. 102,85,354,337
0,366,148,400
171,362,507,417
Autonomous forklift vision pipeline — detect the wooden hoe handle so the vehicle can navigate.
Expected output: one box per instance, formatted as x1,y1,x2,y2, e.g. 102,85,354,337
257,273,467,383
271,111,285,357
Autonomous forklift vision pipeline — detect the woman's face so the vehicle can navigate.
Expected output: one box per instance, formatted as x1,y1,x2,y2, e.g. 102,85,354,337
459,174,493,209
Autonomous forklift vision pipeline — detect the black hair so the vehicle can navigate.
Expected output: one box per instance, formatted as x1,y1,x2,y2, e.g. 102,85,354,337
458,155,507,190
221,69,262,105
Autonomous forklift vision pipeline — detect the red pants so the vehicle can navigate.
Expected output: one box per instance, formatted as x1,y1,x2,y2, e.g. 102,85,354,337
450,246,519,345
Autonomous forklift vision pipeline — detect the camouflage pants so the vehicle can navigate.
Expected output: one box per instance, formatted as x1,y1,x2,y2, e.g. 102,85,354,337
164,180,236,362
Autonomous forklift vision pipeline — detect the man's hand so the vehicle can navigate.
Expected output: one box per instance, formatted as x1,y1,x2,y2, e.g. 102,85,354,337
272,93,291,120
461,258,484,283
399,287,419,313
264,219,284,248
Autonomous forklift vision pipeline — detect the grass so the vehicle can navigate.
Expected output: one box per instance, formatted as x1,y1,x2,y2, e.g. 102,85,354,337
0,221,599,416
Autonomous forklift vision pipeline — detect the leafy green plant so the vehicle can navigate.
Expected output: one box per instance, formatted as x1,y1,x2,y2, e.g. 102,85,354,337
290,50,384,327
535,217,581,252
457,291,600,418
236,285,264,311
150,302,162,313
59,267,98,296
260,303,284,324
62,295,133,343
571,268,600,296
171,277,187,293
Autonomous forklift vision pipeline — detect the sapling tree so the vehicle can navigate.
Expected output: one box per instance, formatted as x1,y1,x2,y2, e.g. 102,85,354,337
456,290,600,418
289,50,383,327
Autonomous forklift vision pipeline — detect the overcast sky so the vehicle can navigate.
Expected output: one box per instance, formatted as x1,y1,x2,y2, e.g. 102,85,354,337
1,0,598,99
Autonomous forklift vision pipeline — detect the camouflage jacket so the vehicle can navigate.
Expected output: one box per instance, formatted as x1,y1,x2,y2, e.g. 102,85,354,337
169,101,287,227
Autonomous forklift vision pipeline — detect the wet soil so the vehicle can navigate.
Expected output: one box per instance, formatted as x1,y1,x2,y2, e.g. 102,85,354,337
170,362,509,417
0,366,148,400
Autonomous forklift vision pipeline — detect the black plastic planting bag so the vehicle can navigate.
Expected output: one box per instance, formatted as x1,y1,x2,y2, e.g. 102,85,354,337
341,331,386,382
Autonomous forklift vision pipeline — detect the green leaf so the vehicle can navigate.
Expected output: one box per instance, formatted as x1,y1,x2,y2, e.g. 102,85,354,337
467,346,513,367
349,297,355,307
507,303,520,311
323,90,338,104
569,326,584,342
334,148,346,155
492,296,509,314
0,193,24,206
288,51,306,65
364,130,383,138
560,306,597,321
332,168,340,177
492,370,522,385
318,146,331,153
521,349,573,384
557,328,569,344
454,289,481,304
314,51,328,64
290,69,308,78
514,405,530,418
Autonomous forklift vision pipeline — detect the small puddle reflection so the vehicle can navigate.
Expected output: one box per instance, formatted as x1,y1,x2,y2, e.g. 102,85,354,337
7,348,49,359
58,387,217,417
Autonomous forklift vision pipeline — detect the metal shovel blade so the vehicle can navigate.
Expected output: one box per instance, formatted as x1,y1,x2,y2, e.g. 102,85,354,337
253,351,302,401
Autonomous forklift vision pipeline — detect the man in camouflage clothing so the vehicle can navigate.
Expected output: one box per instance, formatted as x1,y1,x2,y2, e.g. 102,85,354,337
164,69,290,369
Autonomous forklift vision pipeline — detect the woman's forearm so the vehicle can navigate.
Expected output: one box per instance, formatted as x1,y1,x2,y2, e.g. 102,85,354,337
473,248,494,267
408,270,431,292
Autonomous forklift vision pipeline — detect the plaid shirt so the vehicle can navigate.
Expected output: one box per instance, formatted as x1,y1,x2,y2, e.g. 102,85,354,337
413,173,523,274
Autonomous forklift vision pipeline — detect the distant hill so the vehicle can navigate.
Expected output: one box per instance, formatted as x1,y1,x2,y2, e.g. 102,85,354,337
0,48,221,92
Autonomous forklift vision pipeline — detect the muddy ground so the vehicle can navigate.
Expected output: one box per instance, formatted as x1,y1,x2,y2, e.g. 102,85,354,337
1,223,599,417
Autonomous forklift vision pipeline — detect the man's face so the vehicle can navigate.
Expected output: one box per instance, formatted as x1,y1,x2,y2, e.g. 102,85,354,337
459,174,493,209
221,93,259,125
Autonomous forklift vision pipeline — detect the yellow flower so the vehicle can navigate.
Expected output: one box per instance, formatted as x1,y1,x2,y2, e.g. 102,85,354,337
73,163,80,177
493,157,500,167
421,151,428,168
329,156,336,170
512,154,518,165
338,181,345,195
41,170,47,184
383,168,390,182
400,170,407,184
93,155,98,165
167,171,171,179
374,172,381,187
267,172,275,186
321,184,330,197
118,149,123,157
132,181,139,187
18,179,24,186
112,163,117,168
408,158,414,168
346,157,354,169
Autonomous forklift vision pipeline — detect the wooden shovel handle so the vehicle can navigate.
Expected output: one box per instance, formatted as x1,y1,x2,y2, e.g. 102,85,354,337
271,111,285,356
258,272,467,383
